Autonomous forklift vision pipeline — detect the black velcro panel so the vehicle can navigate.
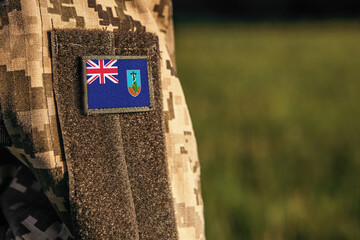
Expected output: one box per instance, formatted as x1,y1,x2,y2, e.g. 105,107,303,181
51,29,177,240
51,30,139,240
0,103,12,147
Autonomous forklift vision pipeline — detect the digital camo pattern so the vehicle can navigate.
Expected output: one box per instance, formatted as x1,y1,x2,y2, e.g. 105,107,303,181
1,166,73,240
0,0,71,227
0,0,205,239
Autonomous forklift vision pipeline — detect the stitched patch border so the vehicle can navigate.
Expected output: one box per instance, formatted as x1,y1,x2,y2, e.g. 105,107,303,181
81,55,155,115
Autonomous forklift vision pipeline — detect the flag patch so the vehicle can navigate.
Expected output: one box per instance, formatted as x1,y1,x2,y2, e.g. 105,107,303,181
82,56,154,115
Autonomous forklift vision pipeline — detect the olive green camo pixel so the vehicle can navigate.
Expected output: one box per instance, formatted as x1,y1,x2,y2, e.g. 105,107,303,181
0,0,205,239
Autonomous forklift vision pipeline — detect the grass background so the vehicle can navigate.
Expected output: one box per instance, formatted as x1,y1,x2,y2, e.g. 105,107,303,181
174,22,360,240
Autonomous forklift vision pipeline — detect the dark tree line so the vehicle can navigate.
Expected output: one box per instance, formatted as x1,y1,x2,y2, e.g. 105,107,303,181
174,0,360,19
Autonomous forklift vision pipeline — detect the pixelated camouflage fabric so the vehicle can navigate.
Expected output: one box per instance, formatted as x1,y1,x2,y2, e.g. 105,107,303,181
1,165,73,240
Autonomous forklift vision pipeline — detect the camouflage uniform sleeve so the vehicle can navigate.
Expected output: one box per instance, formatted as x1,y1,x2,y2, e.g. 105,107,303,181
0,0,205,239
146,0,177,68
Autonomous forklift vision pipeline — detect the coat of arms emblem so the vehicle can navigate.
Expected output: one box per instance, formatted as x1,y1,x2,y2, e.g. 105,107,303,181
127,70,141,97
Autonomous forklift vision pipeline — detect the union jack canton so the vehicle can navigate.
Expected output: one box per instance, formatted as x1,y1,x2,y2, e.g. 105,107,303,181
86,59,119,85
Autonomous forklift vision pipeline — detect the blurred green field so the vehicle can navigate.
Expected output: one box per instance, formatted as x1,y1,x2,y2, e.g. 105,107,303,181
175,22,360,240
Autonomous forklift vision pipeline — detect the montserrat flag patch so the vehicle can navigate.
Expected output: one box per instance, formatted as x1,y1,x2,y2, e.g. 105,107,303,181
82,56,154,115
